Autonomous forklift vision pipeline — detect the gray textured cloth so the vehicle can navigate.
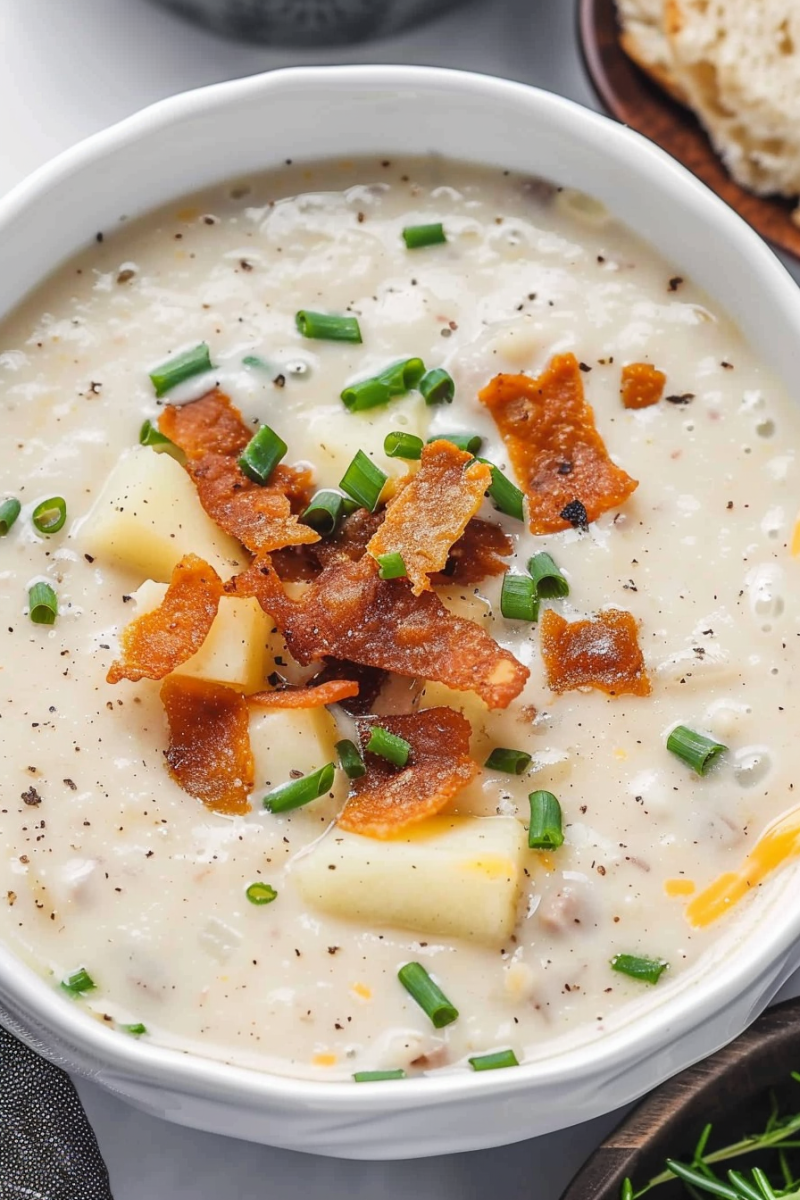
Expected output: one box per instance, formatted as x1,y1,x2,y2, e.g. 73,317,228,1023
0,1026,112,1199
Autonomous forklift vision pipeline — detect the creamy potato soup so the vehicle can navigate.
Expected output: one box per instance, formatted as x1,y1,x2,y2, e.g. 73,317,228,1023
2,158,799,1082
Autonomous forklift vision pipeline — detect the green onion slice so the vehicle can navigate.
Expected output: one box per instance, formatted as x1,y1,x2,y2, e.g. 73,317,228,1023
402,223,447,249
611,953,668,985
366,725,411,767
398,962,458,1028
0,497,21,535
263,763,335,814
301,490,345,536
61,967,96,996
335,738,367,780
528,790,564,850
28,581,58,626
353,1069,406,1082
340,378,392,412
378,357,426,394
420,368,455,406
242,354,273,371
139,419,184,460
500,574,539,622
384,432,424,460
340,450,387,512
296,311,362,343
484,747,532,775
121,1022,148,1037
32,497,67,534
427,433,483,455
667,725,727,776
479,459,525,521
376,552,407,581
468,1050,520,1071
238,424,288,486
341,357,425,412
528,552,569,599
246,881,278,906
149,342,213,398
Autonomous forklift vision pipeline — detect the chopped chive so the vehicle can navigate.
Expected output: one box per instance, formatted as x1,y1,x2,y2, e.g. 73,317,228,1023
342,497,360,516
376,552,407,580
263,762,335,814
238,424,287,486
398,962,458,1028
611,953,668,985
339,450,387,512
341,357,425,411
0,498,21,535
468,1050,519,1071
427,433,483,455
296,311,362,343
61,967,95,996
149,342,213,397
121,1022,148,1037
139,419,184,460
301,490,345,536
485,747,532,775
528,552,569,599
500,574,539,621
32,497,67,534
366,725,411,767
528,790,564,850
402,223,447,249
353,1069,406,1082
667,725,727,776
335,738,366,780
28,581,58,626
242,354,273,371
340,378,392,412
246,881,278,906
378,357,426,394
478,459,525,521
384,431,424,459
420,368,455,406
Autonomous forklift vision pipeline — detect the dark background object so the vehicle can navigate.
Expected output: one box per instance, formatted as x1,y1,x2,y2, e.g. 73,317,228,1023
579,0,800,260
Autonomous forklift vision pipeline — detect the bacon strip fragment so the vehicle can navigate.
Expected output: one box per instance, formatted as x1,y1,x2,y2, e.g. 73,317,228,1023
431,518,512,585
479,353,638,533
107,554,222,684
310,658,388,715
228,555,528,710
338,708,479,838
366,441,492,595
159,390,318,554
540,607,651,697
161,675,254,814
248,679,359,709
620,362,666,410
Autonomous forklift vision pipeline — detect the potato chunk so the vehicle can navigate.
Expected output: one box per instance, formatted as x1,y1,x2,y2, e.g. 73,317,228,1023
293,816,526,945
249,706,341,792
78,447,244,581
133,581,274,694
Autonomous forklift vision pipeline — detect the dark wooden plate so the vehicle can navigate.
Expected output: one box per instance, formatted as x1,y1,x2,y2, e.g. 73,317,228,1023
578,0,800,260
560,997,800,1198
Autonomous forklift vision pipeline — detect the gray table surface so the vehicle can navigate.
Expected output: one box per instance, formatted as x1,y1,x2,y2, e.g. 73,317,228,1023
3,1,799,1194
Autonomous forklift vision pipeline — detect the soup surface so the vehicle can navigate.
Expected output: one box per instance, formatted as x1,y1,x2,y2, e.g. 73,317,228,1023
1,158,799,1081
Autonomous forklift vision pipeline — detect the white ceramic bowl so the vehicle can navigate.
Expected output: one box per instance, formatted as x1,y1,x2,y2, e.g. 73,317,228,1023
3,65,800,1161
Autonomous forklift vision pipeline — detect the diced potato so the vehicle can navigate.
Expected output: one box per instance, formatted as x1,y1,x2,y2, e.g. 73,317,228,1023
418,679,490,732
77,447,244,582
307,394,430,484
293,816,526,945
133,581,275,693
249,706,341,792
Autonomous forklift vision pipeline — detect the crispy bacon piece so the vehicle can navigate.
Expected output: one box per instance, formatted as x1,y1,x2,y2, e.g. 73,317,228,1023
161,675,253,814
338,708,479,838
479,353,638,533
366,441,492,595
431,518,512,585
620,362,666,410
248,679,359,709
159,390,318,554
539,607,651,697
228,555,528,710
310,659,388,715
107,554,222,684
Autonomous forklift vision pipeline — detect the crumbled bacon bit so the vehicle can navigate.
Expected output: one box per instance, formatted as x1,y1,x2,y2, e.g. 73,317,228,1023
161,675,253,814
310,659,387,715
431,518,512,584
620,362,666,410
539,608,651,697
338,708,479,838
107,554,222,684
366,441,491,595
228,554,528,710
479,353,638,533
159,390,318,554
248,679,359,709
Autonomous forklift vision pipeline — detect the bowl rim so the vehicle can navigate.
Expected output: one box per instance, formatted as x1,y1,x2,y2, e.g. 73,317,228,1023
2,61,800,1114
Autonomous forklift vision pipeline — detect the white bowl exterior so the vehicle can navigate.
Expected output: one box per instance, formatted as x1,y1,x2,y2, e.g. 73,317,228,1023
2,65,800,1158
